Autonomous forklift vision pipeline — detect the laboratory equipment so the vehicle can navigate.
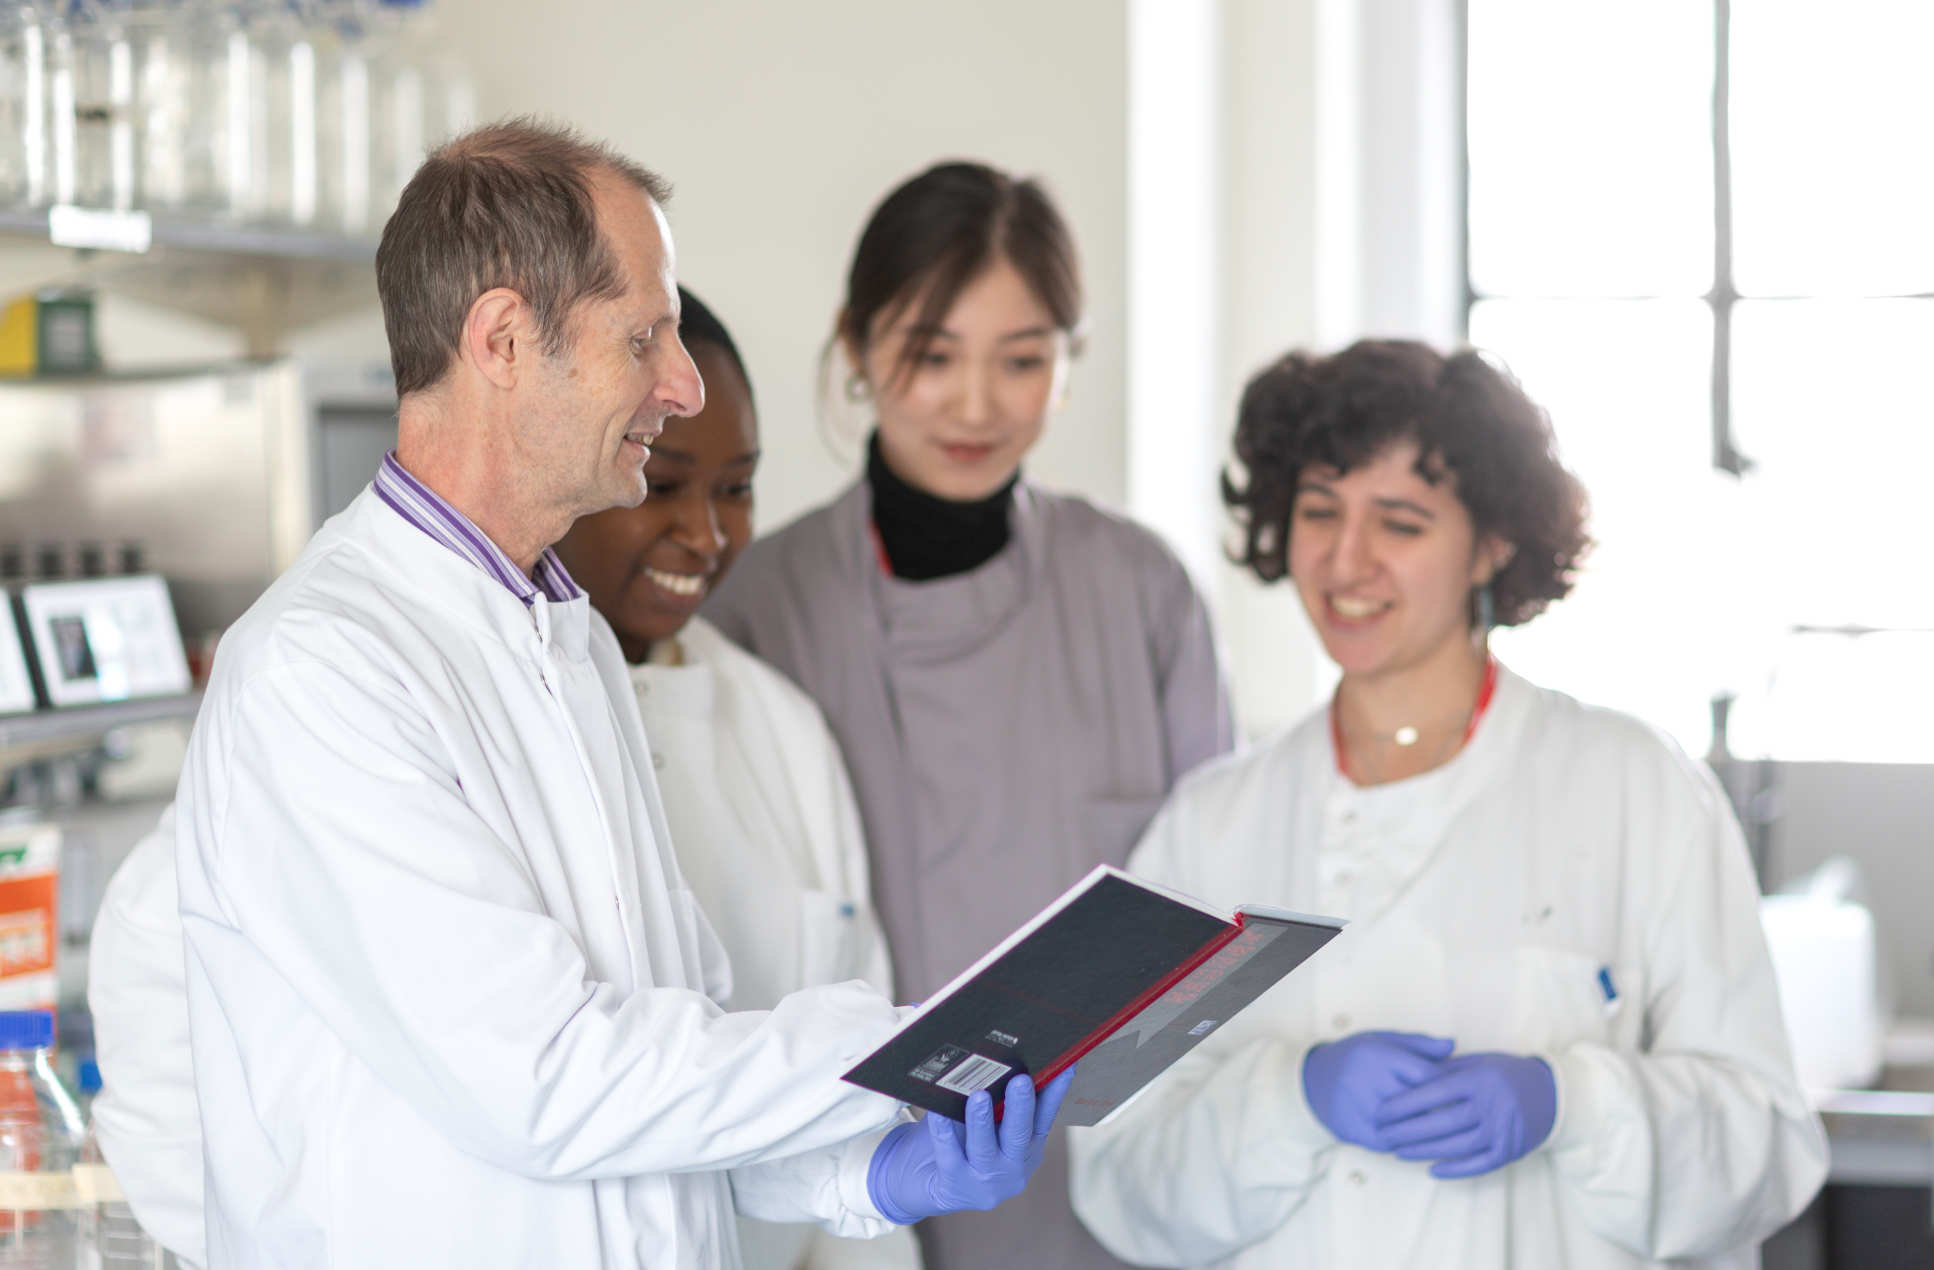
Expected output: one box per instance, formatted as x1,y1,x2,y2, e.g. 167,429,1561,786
0,1010,85,1270
240,0,319,225
0,3,55,207
74,1061,163,1270
0,618,33,718
1761,863,1886,1091
16,577,191,710
68,0,138,212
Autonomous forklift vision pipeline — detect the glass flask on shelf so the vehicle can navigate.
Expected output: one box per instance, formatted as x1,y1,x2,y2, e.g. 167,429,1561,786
44,1,78,206
0,3,56,208
239,0,320,226
368,0,474,217
313,0,372,233
129,0,188,212
162,0,252,216
363,0,420,217
69,0,138,210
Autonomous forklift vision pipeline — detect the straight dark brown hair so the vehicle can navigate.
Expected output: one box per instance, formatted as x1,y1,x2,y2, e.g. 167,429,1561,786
836,161,1083,388
375,117,672,397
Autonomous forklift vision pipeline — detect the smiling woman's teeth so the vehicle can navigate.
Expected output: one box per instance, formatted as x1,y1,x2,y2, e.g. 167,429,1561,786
645,568,705,597
1331,596,1386,619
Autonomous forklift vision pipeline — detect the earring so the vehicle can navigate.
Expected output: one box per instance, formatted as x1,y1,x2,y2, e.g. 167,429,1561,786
845,372,871,403
1474,583,1496,634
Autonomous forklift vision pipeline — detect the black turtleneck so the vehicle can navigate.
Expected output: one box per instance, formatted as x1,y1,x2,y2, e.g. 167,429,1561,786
866,431,1018,581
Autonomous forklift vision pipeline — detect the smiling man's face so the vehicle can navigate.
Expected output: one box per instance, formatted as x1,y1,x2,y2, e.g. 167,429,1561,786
515,170,706,521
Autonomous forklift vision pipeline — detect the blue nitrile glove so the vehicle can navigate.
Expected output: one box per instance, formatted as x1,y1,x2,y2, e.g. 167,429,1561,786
1301,1031,1456,1151
1373,1051,1557,1178
866,1067,1078,1224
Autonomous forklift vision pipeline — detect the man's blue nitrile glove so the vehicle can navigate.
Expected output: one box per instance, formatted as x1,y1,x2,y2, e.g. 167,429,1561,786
1373,1051,1557,1178
1301,1030,1456,1151
866,1067,1077,1224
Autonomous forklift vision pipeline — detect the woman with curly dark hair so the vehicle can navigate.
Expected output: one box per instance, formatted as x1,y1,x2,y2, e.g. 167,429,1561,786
1071,340,1826,1270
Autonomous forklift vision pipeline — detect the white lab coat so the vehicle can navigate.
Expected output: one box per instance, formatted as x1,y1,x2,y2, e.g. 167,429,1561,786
165,487,907,1270
1069,665,1827,1270
636,620,921,1270
90,614,923,1270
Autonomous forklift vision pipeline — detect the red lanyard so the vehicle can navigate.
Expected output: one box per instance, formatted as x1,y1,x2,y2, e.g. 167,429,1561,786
1330,656,1499,780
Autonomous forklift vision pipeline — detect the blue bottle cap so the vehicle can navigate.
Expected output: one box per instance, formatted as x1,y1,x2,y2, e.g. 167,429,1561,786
0,1010,56,1052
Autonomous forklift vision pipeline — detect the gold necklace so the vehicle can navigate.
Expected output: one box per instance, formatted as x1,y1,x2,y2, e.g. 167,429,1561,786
1336,713,1472,784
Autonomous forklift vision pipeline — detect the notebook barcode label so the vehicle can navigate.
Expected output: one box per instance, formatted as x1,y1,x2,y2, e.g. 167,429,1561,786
936,1053,1013,1096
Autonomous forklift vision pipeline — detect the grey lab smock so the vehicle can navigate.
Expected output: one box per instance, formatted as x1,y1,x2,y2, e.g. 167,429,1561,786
704,478,1235,1270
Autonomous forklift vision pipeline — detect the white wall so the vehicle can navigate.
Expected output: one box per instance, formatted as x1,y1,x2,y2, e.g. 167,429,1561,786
1124,0,1460,739
78,0,1471,738
437,0,1131,531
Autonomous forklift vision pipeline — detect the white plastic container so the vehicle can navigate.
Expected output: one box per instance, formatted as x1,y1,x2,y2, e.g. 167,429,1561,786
1759,892,1885,1090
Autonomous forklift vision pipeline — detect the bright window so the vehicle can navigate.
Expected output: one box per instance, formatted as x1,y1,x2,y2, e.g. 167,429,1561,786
1464,0,1934,761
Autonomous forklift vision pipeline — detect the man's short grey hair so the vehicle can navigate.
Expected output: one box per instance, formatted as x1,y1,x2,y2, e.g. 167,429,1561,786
375,117,673,397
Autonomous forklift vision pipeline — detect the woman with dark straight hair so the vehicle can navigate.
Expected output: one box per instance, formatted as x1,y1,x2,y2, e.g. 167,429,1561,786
705,161,1234,1270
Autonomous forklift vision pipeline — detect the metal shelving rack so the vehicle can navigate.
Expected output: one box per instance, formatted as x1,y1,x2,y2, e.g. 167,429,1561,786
0,205,379,356
0,694,202,765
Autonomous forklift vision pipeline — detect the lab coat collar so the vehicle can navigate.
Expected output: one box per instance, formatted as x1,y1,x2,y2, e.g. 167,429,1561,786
1316,661,1538,898
629,639,717,720
349,486,593,662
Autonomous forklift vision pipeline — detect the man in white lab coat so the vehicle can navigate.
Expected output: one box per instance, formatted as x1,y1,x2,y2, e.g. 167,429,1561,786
167,120,1067,1270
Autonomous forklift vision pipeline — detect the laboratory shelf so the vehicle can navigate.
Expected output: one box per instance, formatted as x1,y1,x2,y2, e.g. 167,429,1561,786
0,208,378,263
0,693,202,756
0,206,379,355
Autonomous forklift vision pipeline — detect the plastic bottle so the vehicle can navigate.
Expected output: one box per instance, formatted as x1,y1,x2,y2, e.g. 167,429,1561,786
73,1060,162,1270
0,1010,85,1270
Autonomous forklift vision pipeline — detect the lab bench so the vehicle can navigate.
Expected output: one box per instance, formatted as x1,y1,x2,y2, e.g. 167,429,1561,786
1767,1021,1934,1270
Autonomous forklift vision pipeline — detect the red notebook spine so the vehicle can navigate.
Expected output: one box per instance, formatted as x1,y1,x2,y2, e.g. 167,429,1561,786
1036,912,1250,1087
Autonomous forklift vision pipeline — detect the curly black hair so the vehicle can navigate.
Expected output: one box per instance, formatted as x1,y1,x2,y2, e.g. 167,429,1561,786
1222,339,1592,628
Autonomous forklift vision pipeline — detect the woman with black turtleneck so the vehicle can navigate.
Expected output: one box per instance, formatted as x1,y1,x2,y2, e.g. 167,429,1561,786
703,161,1233,1270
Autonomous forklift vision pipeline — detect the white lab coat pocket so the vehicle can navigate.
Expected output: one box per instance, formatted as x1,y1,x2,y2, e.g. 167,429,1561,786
1513,946,1626,1056
796,888,863,991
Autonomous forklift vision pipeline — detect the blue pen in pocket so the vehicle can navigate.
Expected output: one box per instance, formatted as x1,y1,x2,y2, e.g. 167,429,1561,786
1597,966,1622,1019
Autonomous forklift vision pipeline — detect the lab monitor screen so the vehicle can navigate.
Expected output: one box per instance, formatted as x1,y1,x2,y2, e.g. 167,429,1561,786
20,575,193,708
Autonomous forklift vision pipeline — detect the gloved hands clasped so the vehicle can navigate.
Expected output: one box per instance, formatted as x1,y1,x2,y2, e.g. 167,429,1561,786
867,1067,1077,1224
1301,1031,1556,1178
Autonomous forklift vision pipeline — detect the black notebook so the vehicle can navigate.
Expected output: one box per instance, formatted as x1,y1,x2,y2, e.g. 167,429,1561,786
843,864,1344,1126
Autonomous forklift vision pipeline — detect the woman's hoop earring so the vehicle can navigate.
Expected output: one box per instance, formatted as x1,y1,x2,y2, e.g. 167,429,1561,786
845,373,871,403
1475,583,1496,635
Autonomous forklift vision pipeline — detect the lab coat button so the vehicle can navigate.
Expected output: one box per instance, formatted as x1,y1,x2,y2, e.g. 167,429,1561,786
1333,1013,1352,1031
1350,1169,1367,1187
652,752,667,771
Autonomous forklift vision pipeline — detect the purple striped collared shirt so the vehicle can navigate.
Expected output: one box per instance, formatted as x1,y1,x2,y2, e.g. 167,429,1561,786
372,452,581,606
